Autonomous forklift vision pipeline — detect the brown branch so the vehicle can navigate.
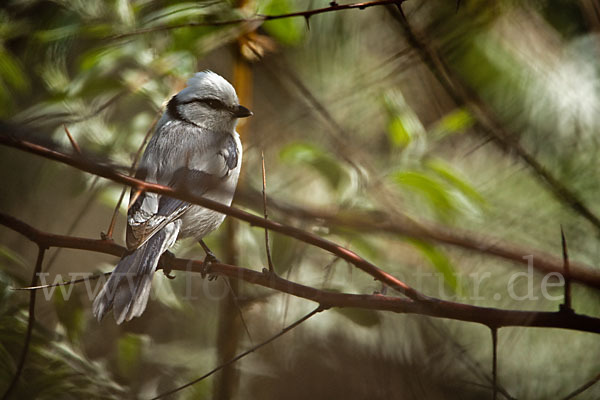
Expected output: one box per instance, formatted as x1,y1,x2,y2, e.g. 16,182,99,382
2,212,600,334
109,0,404,41
0,132,425,301
261,151,275,274
150,306,323,399
2,246,46,400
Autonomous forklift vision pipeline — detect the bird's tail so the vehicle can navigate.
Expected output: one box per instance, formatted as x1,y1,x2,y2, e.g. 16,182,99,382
92,223,178,324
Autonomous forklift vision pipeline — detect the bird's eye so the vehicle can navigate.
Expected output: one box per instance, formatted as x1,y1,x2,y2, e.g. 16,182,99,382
205,99,222,109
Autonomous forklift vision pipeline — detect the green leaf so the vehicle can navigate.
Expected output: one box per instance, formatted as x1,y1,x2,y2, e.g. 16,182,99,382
0,46,29,92
280,142,344,188
141,2,220,26
34,24,81,42
335,308,381,327
0,245,27,268
387,116,412,147
392,170,457,219
426,158,486,207
382,91,426,150
438,108,473,134
260,0,305,45
409,239,462,295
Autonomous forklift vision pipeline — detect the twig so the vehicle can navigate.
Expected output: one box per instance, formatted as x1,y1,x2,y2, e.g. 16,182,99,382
222,277,254,345
109,0,404,41
491,327,498,400
560,226,572,313
561,372,600,400
63,125,81,155
150,306,324,399
2,212,600,334
261,151,274,273
2,246,47,400
104,112,161,240
13,271,110,291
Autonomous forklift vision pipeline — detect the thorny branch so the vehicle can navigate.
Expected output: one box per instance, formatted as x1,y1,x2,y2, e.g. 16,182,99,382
2,212,600,334
109,0,405,40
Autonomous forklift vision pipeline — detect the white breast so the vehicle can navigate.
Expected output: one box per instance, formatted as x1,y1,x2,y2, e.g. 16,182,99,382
178,132,242,240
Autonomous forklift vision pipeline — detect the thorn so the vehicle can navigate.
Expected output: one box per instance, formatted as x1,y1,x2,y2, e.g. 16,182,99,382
63,124,82,155
128,188,143,210
560,226,573,313
329,1,338,6
304,15,310,30
456,0,461,12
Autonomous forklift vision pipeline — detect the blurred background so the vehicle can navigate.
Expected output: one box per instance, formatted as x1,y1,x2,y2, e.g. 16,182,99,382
1,0,600,398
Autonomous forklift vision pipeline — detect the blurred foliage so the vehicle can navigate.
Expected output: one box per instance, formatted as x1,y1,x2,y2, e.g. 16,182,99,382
1,0,600,399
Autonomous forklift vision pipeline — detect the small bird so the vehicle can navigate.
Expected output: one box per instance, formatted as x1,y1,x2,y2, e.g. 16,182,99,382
93,71,252,324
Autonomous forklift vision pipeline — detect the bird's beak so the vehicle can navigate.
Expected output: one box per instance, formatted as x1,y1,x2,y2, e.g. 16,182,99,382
233,105,253,118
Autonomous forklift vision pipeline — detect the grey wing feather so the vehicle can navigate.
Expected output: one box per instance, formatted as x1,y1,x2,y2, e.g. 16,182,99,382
93,221,180,324
126,167,223,250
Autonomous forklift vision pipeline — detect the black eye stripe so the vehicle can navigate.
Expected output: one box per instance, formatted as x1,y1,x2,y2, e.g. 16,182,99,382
182,97,229,110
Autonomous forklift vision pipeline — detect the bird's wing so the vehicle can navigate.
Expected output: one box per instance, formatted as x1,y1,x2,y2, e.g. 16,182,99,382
126,126,240,250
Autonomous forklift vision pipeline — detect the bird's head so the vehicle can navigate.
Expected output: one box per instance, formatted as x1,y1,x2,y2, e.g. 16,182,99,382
168,71,252,131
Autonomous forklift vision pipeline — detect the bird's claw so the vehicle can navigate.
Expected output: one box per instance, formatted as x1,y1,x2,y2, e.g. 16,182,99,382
201,253,219,281
164,271,176,279
160,250,176,279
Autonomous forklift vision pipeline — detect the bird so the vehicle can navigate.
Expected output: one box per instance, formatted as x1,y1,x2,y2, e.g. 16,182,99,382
92,71,252,324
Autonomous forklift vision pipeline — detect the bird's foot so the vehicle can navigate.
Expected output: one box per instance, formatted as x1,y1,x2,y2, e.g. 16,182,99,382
160,250,177,279
201,252,219,281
